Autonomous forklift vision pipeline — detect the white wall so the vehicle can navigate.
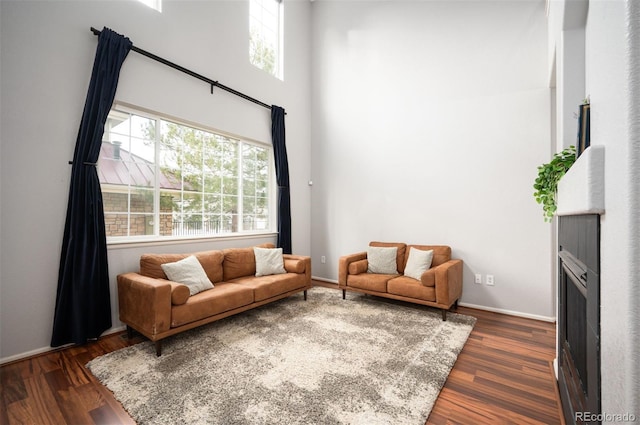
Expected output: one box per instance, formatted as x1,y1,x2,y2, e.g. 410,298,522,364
310,0,554,319
584,0,640,417
549,0,640,418
0,0,311,361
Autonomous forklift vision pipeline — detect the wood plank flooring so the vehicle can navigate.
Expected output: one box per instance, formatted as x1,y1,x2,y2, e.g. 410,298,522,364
1,283,563,425
427,306,563,425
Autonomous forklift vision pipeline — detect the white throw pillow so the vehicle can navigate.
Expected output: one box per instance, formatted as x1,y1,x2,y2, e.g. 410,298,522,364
161,255,214,296
254,247,287,277
367,246,398,274
404,248,434,281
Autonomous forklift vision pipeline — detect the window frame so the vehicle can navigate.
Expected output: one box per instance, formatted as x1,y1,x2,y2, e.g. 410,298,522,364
99,103,277,246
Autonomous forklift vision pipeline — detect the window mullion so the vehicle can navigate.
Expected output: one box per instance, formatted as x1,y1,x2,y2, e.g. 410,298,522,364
154,118,161,237
180,134,185,232
127,114,133,237
201,136,206,234
238,142,244,232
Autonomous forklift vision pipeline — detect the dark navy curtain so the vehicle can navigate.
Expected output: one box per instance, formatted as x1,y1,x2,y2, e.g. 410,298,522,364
51,28,132,347
270,106,292,254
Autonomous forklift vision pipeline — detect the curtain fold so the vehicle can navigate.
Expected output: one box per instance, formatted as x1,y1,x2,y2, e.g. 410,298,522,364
270,106,292,254
51,27,132,347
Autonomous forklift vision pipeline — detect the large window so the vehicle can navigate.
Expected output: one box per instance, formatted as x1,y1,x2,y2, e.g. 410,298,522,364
249,0,283,79
98,106,273,241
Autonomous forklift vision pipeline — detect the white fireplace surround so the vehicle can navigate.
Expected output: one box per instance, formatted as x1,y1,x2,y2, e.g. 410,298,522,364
556,145,605,216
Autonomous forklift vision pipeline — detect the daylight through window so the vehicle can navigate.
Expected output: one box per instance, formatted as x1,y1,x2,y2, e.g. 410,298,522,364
98,107,273,241
136,0,162,12
249,0,283,79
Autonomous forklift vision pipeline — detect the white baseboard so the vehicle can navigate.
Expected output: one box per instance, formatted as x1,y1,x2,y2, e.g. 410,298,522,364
0,325,126,366
458,302,556,323
0,345,70,366
311,277,556,322
312,276,338,284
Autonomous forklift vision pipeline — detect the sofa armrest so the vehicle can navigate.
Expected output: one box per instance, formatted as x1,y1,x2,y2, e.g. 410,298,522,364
419,269,436,287
430,259,463,306
283,258,304,273
338,252,367,285
283,254,312,284
168,282,190,305
117,273,172,339
349,260,368,275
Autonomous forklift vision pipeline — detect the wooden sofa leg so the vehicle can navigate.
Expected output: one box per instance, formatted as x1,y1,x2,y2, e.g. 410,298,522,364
342,289,346,299
304,290,307,301
126,325,134,339
155,341,162,357
441,309,448,321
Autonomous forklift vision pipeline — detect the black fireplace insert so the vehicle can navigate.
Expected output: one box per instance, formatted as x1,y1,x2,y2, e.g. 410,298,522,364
558,215,601,424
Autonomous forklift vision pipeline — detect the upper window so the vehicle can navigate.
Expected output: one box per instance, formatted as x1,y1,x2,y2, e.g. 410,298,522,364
249,0,283,80
98,106,273,242
136,0,162,12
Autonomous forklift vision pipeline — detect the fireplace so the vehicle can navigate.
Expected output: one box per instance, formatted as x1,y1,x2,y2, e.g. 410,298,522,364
558,215,601,424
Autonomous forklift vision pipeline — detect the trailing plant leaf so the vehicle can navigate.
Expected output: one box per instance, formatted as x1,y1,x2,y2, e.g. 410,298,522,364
533,145,577,222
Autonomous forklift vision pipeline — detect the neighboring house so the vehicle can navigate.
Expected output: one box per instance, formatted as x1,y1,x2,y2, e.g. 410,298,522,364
98,141,180,237
98,141,233,237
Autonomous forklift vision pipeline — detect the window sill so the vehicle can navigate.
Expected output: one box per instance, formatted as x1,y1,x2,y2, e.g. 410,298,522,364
106,231,278,250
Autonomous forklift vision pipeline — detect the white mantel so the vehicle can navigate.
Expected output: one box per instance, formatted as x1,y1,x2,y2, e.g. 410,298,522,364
556,145,605,216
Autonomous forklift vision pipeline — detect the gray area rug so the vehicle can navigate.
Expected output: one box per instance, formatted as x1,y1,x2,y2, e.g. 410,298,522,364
87,286,476,425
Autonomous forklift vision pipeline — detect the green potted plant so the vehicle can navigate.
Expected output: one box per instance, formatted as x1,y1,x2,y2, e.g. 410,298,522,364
533,145,577,222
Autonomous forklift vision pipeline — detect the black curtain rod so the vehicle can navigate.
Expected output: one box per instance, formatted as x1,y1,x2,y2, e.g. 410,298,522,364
90,27,275,112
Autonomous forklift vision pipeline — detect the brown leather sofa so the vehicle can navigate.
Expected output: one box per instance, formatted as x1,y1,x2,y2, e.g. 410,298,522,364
117,244,311,355
338,242,462,320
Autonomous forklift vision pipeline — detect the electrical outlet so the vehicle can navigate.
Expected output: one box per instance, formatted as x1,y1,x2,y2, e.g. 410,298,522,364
321,256,326,264
486,275,495,286
475,273,482,284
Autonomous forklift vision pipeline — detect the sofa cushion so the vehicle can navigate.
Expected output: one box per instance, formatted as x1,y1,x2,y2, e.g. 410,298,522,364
406,245,451,268
171,282,254,327
347,273,394,292
222,244,274,281
228,273,308,302
161,255,214,296
387,276,436,302
254,247,287,276
370,242,407,273
404,248,434,281
140,250,224,284
367,246,398,274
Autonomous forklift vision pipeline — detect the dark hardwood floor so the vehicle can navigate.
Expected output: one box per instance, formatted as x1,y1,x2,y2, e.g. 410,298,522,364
427,306,563,425
1,283,563,425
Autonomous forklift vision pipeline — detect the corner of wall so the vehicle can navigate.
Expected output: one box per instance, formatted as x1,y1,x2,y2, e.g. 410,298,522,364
625,0,640,412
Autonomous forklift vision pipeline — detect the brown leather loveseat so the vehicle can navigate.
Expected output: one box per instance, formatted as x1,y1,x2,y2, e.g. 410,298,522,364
117,244,311,355
338,242,462,320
